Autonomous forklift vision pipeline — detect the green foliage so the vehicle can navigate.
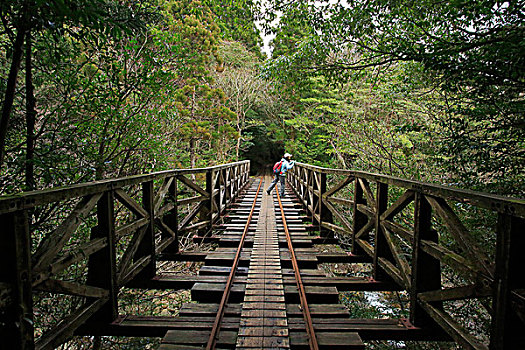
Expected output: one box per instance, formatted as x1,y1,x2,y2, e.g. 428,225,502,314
204,0,263,58
262,0,525,196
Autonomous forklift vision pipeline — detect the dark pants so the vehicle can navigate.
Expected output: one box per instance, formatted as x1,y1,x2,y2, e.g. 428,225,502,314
267,174,286,197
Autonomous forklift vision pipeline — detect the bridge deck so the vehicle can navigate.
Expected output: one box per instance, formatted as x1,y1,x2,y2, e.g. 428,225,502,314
3,161,524,349
112,177,422,349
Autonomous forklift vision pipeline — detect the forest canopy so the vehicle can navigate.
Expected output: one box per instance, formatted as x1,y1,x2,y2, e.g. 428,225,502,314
1,1,523,349
1,0,523,196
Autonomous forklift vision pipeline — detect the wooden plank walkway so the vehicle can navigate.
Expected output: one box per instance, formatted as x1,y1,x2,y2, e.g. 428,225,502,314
157,177,368,349
236,182,289,349
100,176,433,349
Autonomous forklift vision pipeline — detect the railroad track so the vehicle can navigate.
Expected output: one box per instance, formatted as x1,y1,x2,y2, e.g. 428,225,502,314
149,176,410,349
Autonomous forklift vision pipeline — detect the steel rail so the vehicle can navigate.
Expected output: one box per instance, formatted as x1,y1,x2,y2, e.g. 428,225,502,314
205,177,264,350
276,189,320,350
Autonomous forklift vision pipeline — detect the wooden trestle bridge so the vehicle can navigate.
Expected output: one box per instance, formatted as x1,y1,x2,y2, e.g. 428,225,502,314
1,160,524,349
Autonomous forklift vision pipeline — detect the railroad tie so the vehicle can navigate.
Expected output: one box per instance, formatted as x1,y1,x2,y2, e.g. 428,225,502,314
236,177,290,349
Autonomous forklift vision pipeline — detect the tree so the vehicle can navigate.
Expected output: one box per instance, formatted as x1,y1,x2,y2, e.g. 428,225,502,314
0,0,144,169
204,0,264,58
213,41,275,160
262,0,525,195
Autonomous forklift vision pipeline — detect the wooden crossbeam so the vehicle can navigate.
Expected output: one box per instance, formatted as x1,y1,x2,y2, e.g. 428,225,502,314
35,298,108,350
324,175,354,198
418,299,488,350
418,284,492,303
380,190,414,221
177,175,209,198
426,196,493,279
154,177,174,213
118,225,149,280
32,193,102,271
358,178,375,209
33,237,107,286
323,199,353,235
115,189,148,218
382,227,412,288
34,279,109,298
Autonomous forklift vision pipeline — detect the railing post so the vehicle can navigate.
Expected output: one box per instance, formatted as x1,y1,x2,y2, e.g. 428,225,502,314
308,169,314,221
319,172,333,237
0,210,34,350
164,177,179,253
312,171,320,226
216,169,223,215
373,182,393,281
490,214,525,349
410,192,441,327
134,181,156,279
352,177,367,255
199,169,213,236
86,191,118,325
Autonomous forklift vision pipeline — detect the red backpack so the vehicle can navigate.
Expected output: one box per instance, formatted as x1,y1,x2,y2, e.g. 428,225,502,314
273,161,283,175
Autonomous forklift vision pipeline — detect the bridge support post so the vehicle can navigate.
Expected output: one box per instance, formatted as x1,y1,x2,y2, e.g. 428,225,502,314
133,180,156,279
198,169,214,236
318,173,333,237
0,210,34,350
373,182,395,281
163,177,179,253
410,192,442,328
217,169,224,215
86,191,118,326
352,178,367,255
490,214,525,349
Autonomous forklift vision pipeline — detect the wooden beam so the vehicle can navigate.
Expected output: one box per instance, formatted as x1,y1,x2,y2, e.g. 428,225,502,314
323,175,354,198
374,182,394,282
153,176,174,213
36,298,108,350
490,214,525,349
177,175,209,198
161,177,179,254
34,279,109,298
352,179,368,256
115,188,148,218
0,161,249,214
85,191,118,325
0,210,34,349
32,193,101,271
325,196,354,207
33,237,107,286
118,225,149,281
418,284,492,303
410,192,442,329
115,217,149,237
380,190,414,221
418,300,487,350
426,196,493,279
129,181,156,282
178,201,205,232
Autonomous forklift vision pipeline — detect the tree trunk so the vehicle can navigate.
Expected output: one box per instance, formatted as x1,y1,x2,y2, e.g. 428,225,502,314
190,138,196,168
0,26,27,168
25,30,36,190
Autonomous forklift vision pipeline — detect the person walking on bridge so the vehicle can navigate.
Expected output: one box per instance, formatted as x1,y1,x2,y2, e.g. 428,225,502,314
267,153,295,197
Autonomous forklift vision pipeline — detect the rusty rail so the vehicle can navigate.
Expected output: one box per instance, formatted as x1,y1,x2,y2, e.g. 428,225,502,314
206,177,263,350
276,189,319,350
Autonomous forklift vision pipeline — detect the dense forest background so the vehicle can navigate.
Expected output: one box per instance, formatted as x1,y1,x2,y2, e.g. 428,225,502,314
1,0,523,197
0,0,523,348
